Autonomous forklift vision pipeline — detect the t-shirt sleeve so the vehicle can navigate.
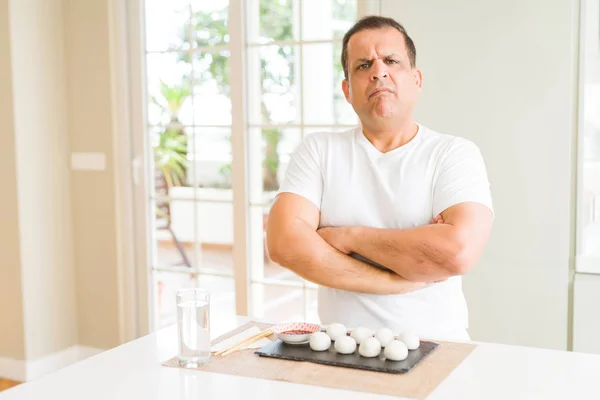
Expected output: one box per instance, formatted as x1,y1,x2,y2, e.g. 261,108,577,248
277,135,324,210
432,137,494,218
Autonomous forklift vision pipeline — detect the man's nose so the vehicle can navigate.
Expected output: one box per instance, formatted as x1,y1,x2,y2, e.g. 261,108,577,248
370,60,389,81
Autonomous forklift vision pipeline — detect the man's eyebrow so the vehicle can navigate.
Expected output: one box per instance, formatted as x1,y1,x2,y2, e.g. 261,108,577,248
353,53,401,64
352,57,373,65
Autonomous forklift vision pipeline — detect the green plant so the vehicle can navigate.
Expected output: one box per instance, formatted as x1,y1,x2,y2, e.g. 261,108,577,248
152,78,192,186
218,162,232,185
154,128,189,188
152,80,191,122
262,128,282,191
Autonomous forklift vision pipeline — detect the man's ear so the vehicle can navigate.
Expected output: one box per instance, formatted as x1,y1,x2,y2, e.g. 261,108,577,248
342,79,351,102
414,68,423,90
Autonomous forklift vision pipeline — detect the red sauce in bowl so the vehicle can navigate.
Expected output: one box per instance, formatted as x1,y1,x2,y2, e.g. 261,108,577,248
281,329,313,335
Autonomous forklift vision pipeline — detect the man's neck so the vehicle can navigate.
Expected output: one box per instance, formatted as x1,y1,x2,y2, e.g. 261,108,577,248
361,118,419,153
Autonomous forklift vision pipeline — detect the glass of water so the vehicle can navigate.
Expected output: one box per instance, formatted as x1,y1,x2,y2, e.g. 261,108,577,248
176,288,210,368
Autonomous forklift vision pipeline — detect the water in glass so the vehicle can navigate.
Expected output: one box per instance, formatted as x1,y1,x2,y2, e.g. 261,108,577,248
177,290,210,367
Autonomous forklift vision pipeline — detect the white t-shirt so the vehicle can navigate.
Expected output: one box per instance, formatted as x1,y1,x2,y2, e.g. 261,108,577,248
277,124,494,341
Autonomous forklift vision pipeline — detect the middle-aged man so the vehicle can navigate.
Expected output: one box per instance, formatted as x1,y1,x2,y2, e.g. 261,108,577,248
266,16,494,341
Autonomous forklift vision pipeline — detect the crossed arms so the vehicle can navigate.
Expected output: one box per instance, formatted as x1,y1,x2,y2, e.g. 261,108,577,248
266,193,493,295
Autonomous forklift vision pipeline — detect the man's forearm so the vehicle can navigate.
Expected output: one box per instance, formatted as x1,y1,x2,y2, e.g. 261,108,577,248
268,218,425,295
343,224,466,282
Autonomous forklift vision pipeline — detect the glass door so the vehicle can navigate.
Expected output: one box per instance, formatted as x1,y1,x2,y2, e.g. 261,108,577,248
137,0,360,332
244,0,358,322
142,0,237,331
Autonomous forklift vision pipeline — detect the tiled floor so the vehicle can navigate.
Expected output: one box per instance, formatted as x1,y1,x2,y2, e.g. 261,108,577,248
154,241,320,332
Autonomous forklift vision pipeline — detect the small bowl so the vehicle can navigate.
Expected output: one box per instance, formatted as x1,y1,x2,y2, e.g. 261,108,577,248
271,322,321,344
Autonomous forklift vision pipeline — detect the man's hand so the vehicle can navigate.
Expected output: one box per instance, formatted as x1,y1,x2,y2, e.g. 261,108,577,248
317,226,352,254
431,215,445,224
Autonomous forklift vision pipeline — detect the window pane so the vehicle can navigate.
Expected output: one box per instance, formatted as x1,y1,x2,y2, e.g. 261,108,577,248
579,0,600,260
247,127,301,204
154,270,195,329
152,198,197,270
200,246,234,276
248,201,304,286
146,53,193,126
251,283,305,322
153,128,234,270
301,0,357,41
197,275,237,334
302,43,358,125
145,0,192,52
247,45,300,125
247,117,305,284
151,126,191,193
150,125,197,269
333,42,359,125
191,51,231,125
152,195,235,275
152,271,236,332
190,0,230,47
302,43,333,125
246,0,299,44
188,127,231,189
168,195,235,260
153,193,235,273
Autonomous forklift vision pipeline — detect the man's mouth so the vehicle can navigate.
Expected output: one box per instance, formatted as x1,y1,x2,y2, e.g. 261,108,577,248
369,87,394,98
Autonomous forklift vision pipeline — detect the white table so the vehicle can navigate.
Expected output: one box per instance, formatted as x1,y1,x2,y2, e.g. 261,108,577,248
2,317,600,400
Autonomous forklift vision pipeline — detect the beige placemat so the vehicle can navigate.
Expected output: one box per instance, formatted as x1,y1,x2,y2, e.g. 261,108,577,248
163,321,476,399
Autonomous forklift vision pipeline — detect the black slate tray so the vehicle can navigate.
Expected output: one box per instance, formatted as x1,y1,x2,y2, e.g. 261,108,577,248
255,339,438,374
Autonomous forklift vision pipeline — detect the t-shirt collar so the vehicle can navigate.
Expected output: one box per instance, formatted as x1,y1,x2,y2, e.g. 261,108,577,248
355,123,423,158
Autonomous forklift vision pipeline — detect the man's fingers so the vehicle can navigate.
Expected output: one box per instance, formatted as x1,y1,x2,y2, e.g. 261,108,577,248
431,215,445,224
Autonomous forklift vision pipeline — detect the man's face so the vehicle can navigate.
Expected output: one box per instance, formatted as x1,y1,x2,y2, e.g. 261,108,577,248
342,27,422,126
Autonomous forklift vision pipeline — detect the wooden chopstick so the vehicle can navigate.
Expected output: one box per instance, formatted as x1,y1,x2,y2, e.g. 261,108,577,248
216,329,273,357
217,329,273,356
214,330,265,356
221,329,273,357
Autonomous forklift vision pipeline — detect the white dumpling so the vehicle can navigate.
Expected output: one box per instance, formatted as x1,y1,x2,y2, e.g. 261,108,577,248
384,340,408,361
398,331,420,350
334,335,357,354
325,323,347,341
358,337,382,358
350,327,373,344
309,332,331,351
374,328,395,347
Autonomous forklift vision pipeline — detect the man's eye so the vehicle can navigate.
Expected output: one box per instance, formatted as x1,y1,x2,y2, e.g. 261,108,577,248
385,59,398,64
357,63,369,70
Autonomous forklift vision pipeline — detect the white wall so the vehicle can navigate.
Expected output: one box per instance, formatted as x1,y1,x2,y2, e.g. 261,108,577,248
381,0,578,350
9,0,78,360
65,0,122,350
0,0,27,363
0,0,131,380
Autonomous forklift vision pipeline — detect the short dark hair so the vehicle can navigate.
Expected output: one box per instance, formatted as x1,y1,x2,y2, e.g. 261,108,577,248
341,16,417,79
